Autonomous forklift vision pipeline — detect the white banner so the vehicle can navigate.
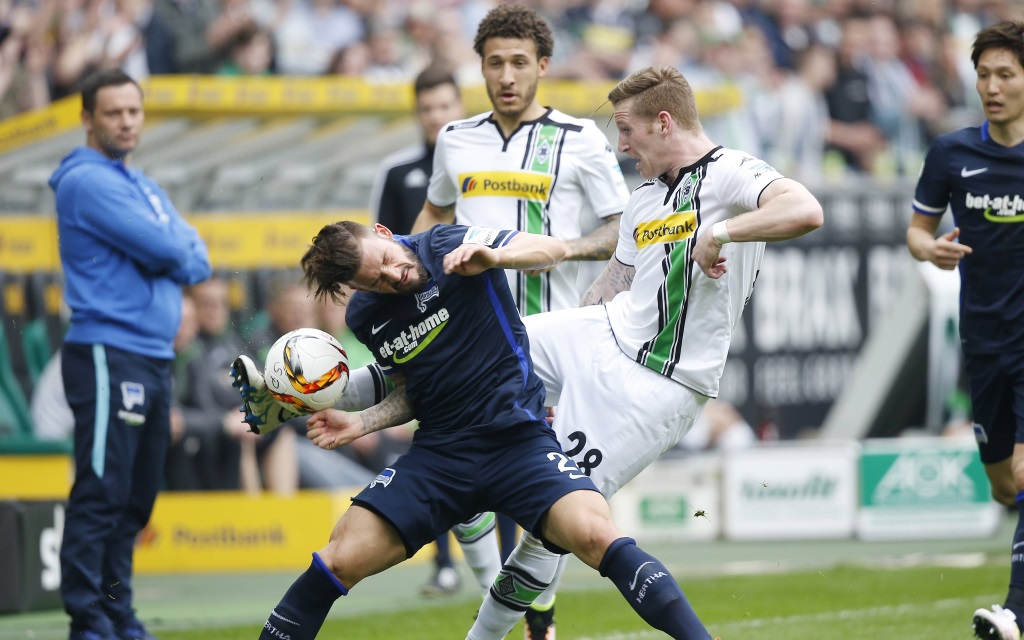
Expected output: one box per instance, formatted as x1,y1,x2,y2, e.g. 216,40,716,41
722,443,859,540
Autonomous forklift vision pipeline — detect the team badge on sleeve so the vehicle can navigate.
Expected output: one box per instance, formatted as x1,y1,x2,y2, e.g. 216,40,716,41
371,468,396,488
463,227,500,246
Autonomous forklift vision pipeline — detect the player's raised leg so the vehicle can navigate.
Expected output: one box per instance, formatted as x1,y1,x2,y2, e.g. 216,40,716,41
258,505,406,640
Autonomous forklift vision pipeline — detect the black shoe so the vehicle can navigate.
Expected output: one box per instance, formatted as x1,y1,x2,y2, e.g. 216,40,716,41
524,605,555,640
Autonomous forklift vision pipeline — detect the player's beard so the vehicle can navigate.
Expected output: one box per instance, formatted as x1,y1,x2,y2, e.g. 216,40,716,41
395,243,432,294
489,76,539,122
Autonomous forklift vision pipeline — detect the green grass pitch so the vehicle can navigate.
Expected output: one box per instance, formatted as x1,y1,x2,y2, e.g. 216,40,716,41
150,562,1003,639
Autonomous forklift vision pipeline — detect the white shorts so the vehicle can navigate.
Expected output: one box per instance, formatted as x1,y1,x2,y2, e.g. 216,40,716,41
523,305,708,497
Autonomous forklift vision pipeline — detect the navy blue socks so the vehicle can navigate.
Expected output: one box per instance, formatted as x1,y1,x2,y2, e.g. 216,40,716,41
1005,491,1024,631
259,552,348,640
599,537,711,640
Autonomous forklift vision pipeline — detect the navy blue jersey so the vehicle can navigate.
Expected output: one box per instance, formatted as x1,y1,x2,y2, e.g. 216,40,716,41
913,121,1024,353
345,224,547,446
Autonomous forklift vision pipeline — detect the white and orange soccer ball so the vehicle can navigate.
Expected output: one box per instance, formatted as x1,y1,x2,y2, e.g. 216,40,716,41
263,328,349,414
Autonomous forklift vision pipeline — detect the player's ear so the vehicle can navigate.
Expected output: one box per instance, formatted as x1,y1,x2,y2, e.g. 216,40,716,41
373,223,394,239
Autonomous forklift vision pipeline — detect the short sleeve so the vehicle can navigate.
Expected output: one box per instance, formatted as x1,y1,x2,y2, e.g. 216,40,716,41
426,126,458,208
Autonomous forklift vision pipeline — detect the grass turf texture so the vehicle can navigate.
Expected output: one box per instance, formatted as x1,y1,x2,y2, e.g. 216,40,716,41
149,562,1003,639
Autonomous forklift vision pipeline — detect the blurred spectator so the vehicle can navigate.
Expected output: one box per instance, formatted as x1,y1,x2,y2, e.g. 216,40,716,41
274,0,363,75
326,39,369,76
51,0,151,98
216,21,274,75
424,7,479,85
362,20,410,82
764,41,836,185
168,291,198,455
862,12,944,176
824,14,887,174
148,0,258,73
167,276,298,495
753,0,815,70
0,0,52,117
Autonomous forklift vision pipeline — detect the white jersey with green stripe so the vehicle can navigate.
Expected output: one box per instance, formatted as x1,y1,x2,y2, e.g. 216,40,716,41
427,108,629,315
606,146,782,397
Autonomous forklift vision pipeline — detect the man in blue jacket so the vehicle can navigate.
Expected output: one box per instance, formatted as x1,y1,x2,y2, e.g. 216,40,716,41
49,68,211,640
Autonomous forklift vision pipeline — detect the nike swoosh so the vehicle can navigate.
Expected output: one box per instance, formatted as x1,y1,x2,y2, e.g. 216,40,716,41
629,561,654,590
371,320,392,335
961,167,988,178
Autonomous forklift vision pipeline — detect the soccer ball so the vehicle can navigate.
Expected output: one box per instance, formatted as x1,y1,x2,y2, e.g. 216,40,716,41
263,328,350,414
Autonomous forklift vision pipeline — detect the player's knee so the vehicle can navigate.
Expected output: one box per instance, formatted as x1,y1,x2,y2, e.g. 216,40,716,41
992,477,1018,505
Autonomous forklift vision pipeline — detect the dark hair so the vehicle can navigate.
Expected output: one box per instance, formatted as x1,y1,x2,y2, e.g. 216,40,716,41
414,65,459,99
81,69,141,114
301,221,371,303
608,65,700,132
473,4,554,60
972,20,1024,70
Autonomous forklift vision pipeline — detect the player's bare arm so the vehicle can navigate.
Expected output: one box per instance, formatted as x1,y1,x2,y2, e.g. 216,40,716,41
565,214,621,261
906,213,973,270
443,233,568,276
580,258,635,306
306,373,414,450
411,200,455,234
692,178,824,279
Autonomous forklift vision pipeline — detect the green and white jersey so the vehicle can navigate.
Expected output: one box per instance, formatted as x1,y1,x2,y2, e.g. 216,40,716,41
428,108,629,315
606,146,782,397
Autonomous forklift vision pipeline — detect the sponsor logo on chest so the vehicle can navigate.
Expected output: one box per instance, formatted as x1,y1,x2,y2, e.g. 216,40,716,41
377,307,450,363
633,211,698,248
458,171,552,201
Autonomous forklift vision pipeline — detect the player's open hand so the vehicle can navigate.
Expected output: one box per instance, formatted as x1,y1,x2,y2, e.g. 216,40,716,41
443,244,498,275
306,409,364,450
692,229,728,279
930,227,973,270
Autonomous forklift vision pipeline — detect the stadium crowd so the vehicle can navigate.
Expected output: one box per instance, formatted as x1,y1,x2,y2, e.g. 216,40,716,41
0,0,1013,179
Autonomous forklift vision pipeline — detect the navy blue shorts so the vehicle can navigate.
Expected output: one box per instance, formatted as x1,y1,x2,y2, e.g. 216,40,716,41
964,350,1024,464
352,421,598,557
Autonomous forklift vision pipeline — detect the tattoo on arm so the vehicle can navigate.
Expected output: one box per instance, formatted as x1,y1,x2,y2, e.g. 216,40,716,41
566,215,620,261
580,259,635,307
359,374,415,435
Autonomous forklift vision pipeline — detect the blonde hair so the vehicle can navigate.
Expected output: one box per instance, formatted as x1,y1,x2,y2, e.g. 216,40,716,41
608,66,700,132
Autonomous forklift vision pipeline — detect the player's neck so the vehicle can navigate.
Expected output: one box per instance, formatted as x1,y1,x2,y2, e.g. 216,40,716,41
494,103,547,137
660,138,717,184
988,119,1024,147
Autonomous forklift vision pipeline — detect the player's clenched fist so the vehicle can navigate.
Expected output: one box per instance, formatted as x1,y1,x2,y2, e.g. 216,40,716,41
443,244,498,275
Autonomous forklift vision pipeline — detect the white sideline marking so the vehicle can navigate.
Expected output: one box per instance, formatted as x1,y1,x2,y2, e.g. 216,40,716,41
574,594,1004,640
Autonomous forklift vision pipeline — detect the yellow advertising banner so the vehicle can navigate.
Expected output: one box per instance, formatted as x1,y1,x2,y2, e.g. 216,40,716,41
0,455,73,499
0,211,368,273
134,490,356,573
0,76,742,153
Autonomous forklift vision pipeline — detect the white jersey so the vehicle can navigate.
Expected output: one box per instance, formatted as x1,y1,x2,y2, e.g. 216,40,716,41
428,108,629,314
606,146,783,397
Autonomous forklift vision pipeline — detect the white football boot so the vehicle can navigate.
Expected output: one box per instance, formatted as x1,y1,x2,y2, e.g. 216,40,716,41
230,355,301,434
974,604,1022,640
